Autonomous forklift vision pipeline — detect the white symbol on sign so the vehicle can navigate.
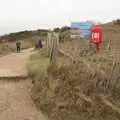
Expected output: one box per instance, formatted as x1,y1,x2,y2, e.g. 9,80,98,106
92,32,100,39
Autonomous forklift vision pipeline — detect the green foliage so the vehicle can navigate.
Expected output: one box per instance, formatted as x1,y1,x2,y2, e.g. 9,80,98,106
27,51,49,83
30,54,120,120
0,29,49,42
53,28,61,33
114,19,120,25
53,26,70,33
60,26,70,33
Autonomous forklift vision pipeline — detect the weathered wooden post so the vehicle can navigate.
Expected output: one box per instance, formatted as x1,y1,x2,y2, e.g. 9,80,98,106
50,32,59,65
47,32,52,56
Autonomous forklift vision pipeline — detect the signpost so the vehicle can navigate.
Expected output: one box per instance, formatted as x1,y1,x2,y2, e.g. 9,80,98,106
71,21,92,38
91,27,103,52
70,21,103,52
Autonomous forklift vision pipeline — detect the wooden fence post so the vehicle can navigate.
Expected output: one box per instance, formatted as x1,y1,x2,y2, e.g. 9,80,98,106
49,32,59,65
46,32,60,65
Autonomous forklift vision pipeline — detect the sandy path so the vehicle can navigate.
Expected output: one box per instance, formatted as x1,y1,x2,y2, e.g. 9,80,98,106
0,49,47,120
0,49,33,77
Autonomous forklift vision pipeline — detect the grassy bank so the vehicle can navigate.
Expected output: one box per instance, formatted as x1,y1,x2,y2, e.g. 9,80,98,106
27,50,49,83
28,50,120,120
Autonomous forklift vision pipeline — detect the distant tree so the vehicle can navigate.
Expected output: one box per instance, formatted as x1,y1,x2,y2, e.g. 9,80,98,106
60,26,70,32
116,19,120,25
53,28,60,33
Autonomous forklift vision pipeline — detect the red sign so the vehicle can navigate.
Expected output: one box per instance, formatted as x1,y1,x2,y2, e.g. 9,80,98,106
91,27,103,44
90,27,103,52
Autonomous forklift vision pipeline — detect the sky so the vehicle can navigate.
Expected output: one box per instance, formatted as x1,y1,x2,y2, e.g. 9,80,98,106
0,0,119,35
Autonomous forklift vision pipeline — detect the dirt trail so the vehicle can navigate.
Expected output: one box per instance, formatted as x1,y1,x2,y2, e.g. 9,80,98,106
0,49,47,120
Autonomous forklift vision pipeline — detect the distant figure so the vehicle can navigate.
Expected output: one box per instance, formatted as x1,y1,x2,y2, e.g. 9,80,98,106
38,39,43,48
35,39,43,49
16,40,21,52
107,40,112,50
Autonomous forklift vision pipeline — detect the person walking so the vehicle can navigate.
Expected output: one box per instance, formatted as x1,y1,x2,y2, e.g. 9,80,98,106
38,39,43,48
16,40,21,52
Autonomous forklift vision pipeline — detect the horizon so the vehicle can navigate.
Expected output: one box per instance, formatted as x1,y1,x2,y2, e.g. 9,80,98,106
0,0,120,36
0,19,118,36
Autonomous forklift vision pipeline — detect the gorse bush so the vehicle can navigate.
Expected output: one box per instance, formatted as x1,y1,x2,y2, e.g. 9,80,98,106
31,56,120,120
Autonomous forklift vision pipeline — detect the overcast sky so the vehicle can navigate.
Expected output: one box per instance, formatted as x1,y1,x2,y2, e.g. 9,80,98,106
0,0,119,35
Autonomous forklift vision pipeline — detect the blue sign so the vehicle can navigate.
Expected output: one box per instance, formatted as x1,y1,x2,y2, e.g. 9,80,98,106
82,30,91,36
71,22,92,30
71,21,92,38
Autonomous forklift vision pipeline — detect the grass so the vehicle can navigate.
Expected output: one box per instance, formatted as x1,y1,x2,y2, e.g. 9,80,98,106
27,50,49,83
28,50,120,120
27,49,71,85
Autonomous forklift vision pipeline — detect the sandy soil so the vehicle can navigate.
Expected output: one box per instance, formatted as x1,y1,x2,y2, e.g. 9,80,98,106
0,49,47,120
